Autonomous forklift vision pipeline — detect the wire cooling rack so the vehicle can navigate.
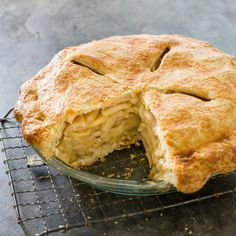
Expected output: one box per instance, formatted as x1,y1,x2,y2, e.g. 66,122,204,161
1,109,236,236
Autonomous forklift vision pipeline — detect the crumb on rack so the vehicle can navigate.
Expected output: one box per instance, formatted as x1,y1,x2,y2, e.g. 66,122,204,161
99,156,106,162
135,141,141,146
130,154,136,160
107,173,115,178
122,167,133,179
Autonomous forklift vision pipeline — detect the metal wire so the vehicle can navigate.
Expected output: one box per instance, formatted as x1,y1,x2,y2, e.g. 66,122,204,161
0,109,236,236
0,107,14,122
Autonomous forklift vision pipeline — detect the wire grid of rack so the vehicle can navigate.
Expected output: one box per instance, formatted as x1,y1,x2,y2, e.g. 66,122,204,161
0,110,236,236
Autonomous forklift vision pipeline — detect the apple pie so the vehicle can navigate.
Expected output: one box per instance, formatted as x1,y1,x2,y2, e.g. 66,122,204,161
14,35,236,193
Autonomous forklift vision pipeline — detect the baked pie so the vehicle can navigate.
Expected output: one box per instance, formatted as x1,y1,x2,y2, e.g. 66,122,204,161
14,35,236,193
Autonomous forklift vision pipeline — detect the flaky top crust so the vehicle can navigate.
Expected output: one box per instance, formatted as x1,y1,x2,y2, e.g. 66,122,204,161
14,34,236,192
142,90,236,192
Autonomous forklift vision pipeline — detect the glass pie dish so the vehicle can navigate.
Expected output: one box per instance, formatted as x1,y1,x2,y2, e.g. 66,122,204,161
36,144,176,196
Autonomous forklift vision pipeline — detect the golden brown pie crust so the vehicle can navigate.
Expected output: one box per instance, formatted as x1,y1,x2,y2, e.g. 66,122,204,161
14,34,236,193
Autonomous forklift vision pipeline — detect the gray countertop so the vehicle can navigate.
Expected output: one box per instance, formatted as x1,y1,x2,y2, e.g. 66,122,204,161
0,0,236,235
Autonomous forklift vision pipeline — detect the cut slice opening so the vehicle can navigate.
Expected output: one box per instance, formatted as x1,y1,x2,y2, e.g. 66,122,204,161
54,90,176,187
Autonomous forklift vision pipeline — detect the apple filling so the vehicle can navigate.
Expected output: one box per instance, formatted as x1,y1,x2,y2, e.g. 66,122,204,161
56,99,141,167
138,102,175,185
